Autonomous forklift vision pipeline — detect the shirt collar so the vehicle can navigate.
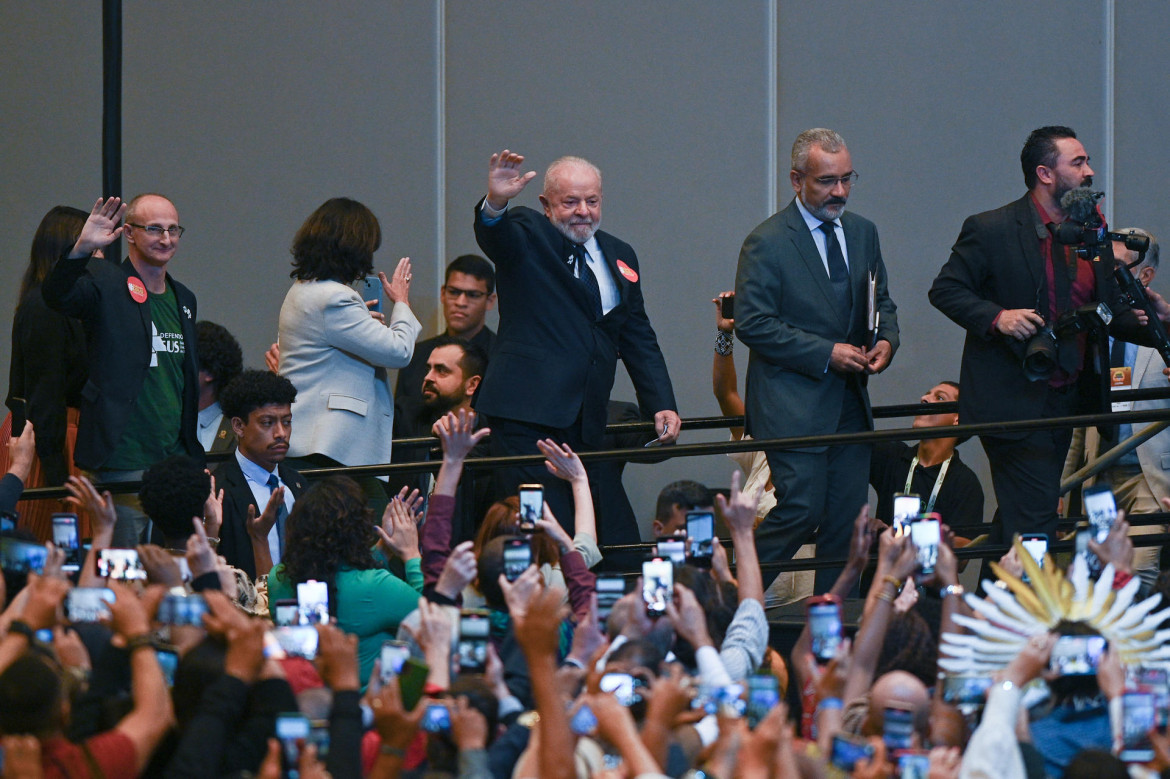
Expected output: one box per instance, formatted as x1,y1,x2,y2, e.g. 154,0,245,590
198,402,222,430
235,447,278,484
795,196,840,232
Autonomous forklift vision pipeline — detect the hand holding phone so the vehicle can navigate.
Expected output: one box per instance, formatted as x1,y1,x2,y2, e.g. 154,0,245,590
503,538,532,582
910,516,940,576
892,493,920,536
686,510,715,567
518,485,542,533
642,558,673,617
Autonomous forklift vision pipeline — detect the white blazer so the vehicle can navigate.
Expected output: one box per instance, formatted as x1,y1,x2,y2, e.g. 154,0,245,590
278,279,421,473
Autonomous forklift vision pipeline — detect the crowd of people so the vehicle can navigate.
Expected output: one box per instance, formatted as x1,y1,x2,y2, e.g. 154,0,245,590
2,122,1170,777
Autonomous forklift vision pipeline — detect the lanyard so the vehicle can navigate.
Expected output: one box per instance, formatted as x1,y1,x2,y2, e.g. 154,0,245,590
904,454,952,514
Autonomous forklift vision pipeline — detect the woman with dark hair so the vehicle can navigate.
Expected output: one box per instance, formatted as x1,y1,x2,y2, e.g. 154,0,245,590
3,206,91,537
277,198,421,508
267,475,423,684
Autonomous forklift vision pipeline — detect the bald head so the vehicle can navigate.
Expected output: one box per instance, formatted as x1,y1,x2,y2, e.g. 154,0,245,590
123,193,181,270
863,671,930,739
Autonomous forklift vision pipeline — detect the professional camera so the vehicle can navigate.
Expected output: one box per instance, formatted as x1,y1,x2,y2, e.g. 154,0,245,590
1023,302,1113,381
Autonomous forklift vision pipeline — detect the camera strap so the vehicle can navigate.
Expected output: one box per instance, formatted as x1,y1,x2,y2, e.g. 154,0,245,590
904,454,952,514
1047,223,1075,316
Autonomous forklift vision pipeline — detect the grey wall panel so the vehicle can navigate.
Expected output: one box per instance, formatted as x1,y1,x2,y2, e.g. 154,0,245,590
777,0,1107,521
117,1,442,364
1114,1,1170,258
444,1,774,535
0,2,102,389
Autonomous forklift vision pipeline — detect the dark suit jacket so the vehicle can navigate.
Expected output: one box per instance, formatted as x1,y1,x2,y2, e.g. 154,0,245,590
472,201,676,446
734,199,899,443
214,452,307,580
42,255,201,470
929,194,1148,435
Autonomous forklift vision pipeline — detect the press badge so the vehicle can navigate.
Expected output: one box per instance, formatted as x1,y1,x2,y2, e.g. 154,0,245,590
1110,366,1133,412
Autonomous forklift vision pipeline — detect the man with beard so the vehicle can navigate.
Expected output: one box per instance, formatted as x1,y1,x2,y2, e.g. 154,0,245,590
930,126,1156,542
734,127,899,593
473,150,679,531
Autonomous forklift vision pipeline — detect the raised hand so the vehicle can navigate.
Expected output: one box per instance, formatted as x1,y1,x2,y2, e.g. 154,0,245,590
537,438,586,483
486,149,537,209
436,409,490,462
247,487,284,543
378,497,420,561
72,196,127,257
380,257,412,305
65,475,117,540
712,292,735,332
203,471,224,541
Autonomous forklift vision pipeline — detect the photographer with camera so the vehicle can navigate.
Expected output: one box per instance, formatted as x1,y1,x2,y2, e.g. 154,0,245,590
930,126,1167,544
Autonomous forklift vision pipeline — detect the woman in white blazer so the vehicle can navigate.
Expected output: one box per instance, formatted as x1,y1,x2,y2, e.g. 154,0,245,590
278,198,422,506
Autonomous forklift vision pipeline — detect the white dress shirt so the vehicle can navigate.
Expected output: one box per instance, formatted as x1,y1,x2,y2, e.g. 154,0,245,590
235,449,294,566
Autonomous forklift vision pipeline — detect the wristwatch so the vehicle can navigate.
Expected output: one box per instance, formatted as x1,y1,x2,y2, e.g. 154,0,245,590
941,584,965,599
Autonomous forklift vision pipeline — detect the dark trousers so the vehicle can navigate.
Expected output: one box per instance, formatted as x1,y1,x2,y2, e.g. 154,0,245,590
487,415,589,536
981,387,1079,544
757,385,870,595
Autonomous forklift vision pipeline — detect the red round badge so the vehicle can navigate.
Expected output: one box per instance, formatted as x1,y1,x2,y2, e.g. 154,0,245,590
616,260,639,283
127,277,148,303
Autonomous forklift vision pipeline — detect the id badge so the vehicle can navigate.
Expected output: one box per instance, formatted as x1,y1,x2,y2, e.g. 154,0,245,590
1110,366,1133,413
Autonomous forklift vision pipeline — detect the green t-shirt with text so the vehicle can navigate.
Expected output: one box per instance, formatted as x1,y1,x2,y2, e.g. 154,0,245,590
105,283,186,470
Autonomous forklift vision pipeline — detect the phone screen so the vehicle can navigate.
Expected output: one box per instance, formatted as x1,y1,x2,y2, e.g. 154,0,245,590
910,518,940,575
157,648,179,687
503,539,532,582
595,577,626,627
600,672,643,706
570,703,598,735
808,600,843,662
1121,691,1156,762
747,674,780,727
274,599,299,627
276,712,311,777
655,537,686,565
831,734,875,771
381,641,411,681
892,494,921,535
642,558,673,616
96,548,146,580
883,706,915,750
10,397,27,438
458,612,490,673
265,626,320,660
51,514,81,572
1021,534,1048,572
897,752,931,778
941,673,992,705
1083,486,1117,542
66,587,115,623
296,580,329,625
0,537,47,575
1049,635,1107,676
518,485,542,532
720,293,734,320
686,511,715,564
421,703,451,732
157,593,208,627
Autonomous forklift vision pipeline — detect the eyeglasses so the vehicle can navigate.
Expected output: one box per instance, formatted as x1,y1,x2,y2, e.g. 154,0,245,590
799,171,860,188
127,223,186,238
443,285,488,300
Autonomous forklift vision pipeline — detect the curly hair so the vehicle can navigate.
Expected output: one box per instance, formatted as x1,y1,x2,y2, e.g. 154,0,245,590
139,455,211,545
290,197,381,283
278,476,377,586
875,609,939,688
474,497,560,568
195,321,244,399
219,369,297,423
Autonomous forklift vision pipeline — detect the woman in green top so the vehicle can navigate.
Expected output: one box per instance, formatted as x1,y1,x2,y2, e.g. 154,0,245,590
268,475,423,685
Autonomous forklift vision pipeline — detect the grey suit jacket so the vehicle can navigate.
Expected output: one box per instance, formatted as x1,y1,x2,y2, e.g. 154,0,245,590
733,198,899,444
278,279,422,471
1064,345,1170,504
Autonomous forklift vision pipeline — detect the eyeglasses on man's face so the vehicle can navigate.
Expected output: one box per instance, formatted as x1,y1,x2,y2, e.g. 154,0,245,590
127,223,185,238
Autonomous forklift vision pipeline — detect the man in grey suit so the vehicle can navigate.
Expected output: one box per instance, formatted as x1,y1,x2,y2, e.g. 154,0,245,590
1063,228,1169,585
734,128,899,593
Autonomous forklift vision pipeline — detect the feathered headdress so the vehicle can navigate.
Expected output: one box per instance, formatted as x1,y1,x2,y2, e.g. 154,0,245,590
939,539,1170,672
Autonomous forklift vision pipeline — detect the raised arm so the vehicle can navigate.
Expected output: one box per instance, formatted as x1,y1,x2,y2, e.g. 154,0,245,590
711,293,746,439
537,439,599,562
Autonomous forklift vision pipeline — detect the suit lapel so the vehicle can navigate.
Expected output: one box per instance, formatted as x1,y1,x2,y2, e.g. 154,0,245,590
1013,196,1046,310
121,259,153,353
842,215,868,331
594,233,629,318
1134,345,1156,387
784,203,848,329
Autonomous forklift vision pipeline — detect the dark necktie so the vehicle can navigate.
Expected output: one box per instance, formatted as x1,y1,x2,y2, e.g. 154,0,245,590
1110,337,1126,369
818,221,851,319
266,472,287,550
570,243,604,320
1101,338,1127,449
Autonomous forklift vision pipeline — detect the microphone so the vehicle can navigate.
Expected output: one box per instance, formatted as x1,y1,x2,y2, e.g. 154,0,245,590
1059,187,1104,225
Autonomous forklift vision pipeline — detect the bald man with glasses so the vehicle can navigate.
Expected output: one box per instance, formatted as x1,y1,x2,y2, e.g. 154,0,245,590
43,194,201,546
